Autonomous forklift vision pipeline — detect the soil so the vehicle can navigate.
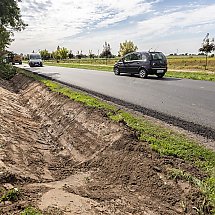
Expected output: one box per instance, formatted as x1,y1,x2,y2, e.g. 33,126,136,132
0,73,211,214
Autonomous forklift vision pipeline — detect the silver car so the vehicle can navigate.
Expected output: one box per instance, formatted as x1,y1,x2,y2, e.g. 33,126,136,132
29,53,43,67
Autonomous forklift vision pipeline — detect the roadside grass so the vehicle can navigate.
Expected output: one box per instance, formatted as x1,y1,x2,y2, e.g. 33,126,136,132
45,61,113,71
167,71,215,82
20,207,42,215
44,61,215,82
168,168,215,213
18,68,215,213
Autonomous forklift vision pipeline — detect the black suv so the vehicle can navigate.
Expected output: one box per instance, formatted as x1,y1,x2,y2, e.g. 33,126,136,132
114,51,167,78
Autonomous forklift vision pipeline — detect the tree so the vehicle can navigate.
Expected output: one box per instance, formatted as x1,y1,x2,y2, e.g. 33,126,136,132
52,46,69,60
89,50,95,59
0,0,26,56
58,47,68,59
68,50,74,59
199,33,215,70
118,40,138,57
40,49,51,60
100,42,113,58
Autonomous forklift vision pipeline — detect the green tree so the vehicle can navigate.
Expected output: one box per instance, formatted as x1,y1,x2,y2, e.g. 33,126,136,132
39,49,51,60
118,40,138,57
0,0,26,56
100,42,113,58
52,46,69,60
52,50,60,60
199,33,215,70
59,47,69,59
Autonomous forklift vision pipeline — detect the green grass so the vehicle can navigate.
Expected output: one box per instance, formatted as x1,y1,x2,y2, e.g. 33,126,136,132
45,62,113,71
18,68,215,213
43,79,117,112
0,188,19,203
168,168,215,213
20,207,42,215
44,61,215,82
167,71,215,82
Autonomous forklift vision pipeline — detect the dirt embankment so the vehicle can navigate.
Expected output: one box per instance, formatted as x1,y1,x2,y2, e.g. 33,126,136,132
0,74,208,214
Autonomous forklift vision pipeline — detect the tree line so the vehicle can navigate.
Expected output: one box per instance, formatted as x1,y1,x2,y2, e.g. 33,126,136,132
37,40,138,60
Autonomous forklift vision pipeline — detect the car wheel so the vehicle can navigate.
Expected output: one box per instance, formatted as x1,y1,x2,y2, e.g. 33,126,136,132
157,73,165,79
114,67,120,75
139,69,148,78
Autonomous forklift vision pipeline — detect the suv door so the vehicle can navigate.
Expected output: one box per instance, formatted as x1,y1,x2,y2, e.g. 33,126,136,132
121,53,131,73
129,53,142,74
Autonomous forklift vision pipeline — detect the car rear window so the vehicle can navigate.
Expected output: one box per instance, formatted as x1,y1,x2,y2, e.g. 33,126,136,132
150,52,166,60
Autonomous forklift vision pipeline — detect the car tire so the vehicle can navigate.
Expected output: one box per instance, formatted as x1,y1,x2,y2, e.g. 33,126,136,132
157,73,165,79
139,69,148,78
114,67,120,75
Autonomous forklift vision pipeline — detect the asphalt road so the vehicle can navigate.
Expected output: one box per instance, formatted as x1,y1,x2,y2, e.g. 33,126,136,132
18,64,215,132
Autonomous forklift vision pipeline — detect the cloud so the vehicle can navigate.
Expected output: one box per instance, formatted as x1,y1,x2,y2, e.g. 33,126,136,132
137,4,215,38
11,1,215,55
17,0,159,40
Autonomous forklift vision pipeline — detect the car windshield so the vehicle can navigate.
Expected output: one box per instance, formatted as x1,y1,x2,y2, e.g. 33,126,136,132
150,52,166,61
30,54,41,59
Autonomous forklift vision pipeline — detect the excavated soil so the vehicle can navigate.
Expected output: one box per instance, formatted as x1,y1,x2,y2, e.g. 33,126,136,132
0,74,209,214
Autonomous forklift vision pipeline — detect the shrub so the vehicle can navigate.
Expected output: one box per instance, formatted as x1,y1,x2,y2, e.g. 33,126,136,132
0,63,17,80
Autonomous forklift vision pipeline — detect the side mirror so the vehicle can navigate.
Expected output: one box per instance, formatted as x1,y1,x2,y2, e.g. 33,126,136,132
122,57,125,63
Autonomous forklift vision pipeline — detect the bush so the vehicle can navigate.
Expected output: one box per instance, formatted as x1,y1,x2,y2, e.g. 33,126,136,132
0,63,17,80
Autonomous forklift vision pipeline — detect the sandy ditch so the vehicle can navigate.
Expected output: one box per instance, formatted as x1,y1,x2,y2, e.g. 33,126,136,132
0,74,208,214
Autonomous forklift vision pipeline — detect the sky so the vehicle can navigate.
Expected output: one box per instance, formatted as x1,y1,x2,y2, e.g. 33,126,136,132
9,0,215,56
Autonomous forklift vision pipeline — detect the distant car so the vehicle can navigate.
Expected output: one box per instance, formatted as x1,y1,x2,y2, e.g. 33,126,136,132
28,53,43,67
114,51,167,78
12,54,22,65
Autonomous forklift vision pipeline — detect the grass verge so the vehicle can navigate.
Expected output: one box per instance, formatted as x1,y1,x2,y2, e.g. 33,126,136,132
167,71,215,82
45,62,113,72
18,68,215,213
44,62,215,82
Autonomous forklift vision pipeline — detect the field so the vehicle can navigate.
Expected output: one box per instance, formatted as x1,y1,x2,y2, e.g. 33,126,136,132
168,56,215,71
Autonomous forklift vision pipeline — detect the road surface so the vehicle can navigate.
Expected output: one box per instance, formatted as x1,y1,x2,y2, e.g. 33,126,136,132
18,64,215,133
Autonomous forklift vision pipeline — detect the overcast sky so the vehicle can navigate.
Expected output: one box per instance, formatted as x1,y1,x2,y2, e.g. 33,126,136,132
9,0,215,55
